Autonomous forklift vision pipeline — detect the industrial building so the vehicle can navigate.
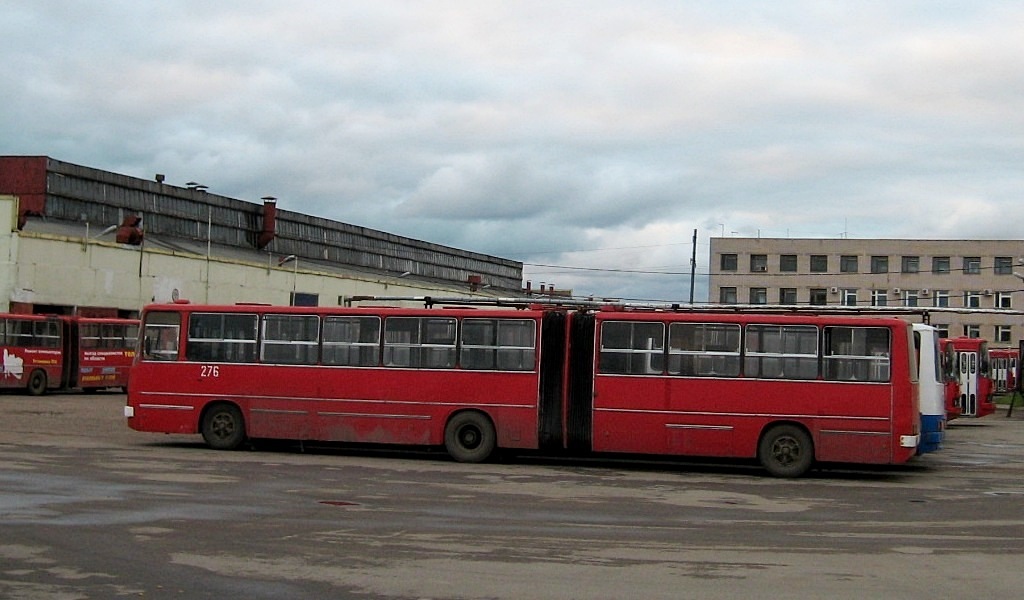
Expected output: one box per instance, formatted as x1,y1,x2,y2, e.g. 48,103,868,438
0,156,525,317
709,237,1024,344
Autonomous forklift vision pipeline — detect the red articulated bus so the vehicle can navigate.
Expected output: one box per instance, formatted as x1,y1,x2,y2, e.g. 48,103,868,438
944,337,996,418
125,301,921,477
0,313,138,395
69,317,140,392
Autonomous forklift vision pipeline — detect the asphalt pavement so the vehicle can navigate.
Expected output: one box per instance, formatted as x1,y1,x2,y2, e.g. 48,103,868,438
2,392,1024,599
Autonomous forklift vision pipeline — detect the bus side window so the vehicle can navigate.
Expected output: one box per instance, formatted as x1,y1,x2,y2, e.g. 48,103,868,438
142,311,182,361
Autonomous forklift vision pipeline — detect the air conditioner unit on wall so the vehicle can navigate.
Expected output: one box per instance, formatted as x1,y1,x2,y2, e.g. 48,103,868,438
829,287,839,294
893,288,901,294
921,289,930,295
984,289,994,296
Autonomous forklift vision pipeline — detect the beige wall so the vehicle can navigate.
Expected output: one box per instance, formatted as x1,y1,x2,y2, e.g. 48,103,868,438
3,197,498,314
0,196,19,309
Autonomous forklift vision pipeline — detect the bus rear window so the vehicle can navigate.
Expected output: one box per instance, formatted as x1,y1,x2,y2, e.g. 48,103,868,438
824,326,891,382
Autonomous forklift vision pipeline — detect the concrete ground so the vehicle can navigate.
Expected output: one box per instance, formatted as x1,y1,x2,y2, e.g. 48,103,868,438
2,392,1024,599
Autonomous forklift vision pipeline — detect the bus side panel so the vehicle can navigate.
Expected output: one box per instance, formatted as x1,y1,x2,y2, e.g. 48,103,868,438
129,361,544,449
591,378,900,462
77,349,134,389
0,348,64,390
565,313,595,453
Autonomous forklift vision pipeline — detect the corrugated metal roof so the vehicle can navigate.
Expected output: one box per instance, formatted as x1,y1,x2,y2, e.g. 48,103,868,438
25,156,522,291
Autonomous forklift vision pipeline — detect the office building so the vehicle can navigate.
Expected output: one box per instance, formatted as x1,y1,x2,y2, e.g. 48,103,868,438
709,237,1024,344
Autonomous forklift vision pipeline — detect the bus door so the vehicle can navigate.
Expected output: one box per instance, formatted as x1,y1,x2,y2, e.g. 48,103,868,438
537,311,567,451
59,317,79,389
957,351,980,417
565,312,595,453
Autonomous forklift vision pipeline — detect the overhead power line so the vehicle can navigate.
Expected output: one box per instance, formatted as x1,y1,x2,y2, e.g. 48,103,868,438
523,262,699,276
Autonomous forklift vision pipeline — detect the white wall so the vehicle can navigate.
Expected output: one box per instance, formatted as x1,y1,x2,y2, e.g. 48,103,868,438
5,216,497,313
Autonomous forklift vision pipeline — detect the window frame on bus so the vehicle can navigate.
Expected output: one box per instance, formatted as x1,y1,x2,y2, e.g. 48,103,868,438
459,317,537,372
186,312,259,363
322,315,381,367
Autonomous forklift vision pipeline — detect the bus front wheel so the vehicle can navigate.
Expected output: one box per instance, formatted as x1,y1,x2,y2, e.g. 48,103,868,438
758,424,813,478
201,403,246,450
444,411,496,463
27,370,48,396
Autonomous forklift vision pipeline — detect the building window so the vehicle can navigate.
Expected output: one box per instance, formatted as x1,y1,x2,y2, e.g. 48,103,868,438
841,289,858,306
996,292,1013,309
964,291,982,308
809,288,828,305
995,256,1013,275
964,324,981,338
903,290,920,307
963,256,981,275
750,254,768,272
720,254,738,271
933,290,950,308
840,255,858,273
290,292,319,307
870,256,889,274
719,287,737,303
779,288,797,304
932,256,950,274
810,255,828,272
901,256,920,273
935,324,950,338
749,287,768,304
870,290,887,307
996,325,1013,344
780,254,798,272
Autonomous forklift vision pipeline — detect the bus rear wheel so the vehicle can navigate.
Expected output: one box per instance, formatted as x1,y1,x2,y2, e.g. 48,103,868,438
201,403,246,450
27,370,48,396
444,411,496,463
758,424,813,478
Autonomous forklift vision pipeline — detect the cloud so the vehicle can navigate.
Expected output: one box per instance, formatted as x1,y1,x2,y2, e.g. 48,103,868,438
2,1,1024,302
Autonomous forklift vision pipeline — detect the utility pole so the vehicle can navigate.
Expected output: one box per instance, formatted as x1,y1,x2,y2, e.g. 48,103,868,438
689,229,697,304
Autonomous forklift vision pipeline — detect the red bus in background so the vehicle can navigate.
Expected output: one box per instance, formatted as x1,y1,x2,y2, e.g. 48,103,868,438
945,337,996,418
125,302,921,477
0,313,138,395
989,347,1018,394
939,338,962,421
68,317,140,392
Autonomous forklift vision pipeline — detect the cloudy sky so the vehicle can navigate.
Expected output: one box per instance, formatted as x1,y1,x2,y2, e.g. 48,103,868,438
2,1,1022,301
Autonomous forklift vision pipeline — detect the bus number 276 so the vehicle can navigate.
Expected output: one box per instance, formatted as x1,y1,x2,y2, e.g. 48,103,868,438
200,365,220,378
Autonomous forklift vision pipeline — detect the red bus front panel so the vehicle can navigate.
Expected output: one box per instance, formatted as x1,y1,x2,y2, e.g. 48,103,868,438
946,337,996,418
